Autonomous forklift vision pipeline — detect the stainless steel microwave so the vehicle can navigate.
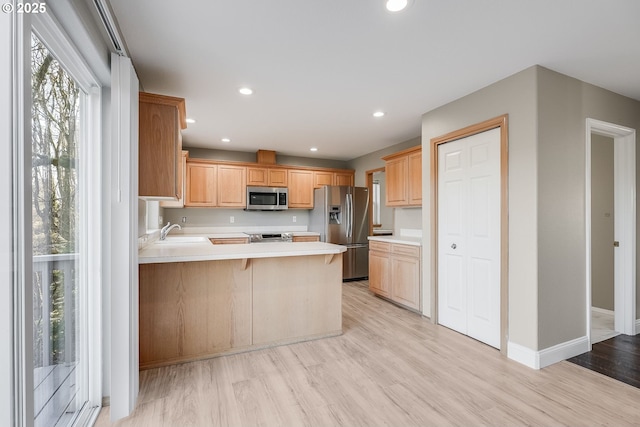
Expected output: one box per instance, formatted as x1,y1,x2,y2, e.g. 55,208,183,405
246,186,288,210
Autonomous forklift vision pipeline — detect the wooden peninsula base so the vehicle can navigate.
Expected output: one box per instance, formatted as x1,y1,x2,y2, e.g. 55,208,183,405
139,253,342,369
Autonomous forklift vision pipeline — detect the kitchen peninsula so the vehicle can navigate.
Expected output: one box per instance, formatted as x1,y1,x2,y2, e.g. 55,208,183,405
138,239,345,369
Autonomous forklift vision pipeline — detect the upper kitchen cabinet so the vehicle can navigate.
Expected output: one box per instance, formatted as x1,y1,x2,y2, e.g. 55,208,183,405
334,171,354,186
160,150,188,208
313,170,354,188
217,164,247,207
185,161,216,207
288,169,314,208
138,92,187,199
247,167,288,187
382,146,422,207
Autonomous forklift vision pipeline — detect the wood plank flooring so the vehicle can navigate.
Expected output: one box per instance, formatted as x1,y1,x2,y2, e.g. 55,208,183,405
96,281,640,426
568,334,640,388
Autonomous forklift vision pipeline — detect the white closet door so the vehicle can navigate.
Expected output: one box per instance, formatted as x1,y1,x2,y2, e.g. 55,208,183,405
438,128,501,349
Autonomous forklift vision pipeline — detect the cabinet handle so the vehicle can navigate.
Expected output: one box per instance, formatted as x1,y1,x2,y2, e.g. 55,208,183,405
451,243,457,249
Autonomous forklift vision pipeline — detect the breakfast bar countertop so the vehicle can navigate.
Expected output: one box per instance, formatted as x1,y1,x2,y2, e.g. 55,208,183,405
139,240,346,264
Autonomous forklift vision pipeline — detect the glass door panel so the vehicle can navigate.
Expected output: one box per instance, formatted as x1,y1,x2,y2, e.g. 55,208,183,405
31,33,87,427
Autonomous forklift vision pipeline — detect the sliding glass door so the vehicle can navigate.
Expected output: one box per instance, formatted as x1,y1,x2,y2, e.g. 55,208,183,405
29,16,101,425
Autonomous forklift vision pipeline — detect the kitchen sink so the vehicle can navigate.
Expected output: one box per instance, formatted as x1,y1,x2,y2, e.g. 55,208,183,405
154,236,208,244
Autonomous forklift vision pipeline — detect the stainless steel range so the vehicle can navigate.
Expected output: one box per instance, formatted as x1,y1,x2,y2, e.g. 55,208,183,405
246,232,293,243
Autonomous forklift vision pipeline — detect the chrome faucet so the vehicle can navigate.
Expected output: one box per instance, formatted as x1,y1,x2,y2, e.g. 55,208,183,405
160,222,182,240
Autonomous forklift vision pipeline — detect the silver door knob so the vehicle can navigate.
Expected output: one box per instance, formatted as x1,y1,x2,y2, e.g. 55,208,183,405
451,243,457,249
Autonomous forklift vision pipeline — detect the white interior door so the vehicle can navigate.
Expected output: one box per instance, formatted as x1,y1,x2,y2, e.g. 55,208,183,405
438,128,501,349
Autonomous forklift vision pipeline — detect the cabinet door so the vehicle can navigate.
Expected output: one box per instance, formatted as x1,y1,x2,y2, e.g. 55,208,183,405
247,167,268,186
139,101,180,198
391,255,420,310
408,151,422,205
369,250,391,297
314,171,333,188
288,169,314,208
334,172,354,186
185,163,216,206
217,165,247,207
385,156,408,206
160,150,188,208
268,169,288,186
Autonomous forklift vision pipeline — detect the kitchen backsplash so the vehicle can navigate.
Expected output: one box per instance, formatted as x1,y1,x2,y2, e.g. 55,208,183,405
162,207,310,229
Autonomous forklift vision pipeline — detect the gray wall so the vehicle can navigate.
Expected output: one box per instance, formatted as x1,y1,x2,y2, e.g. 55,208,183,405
421,64,640,352
590,134,614,311
347,137,423,234
536,67,640,348
347,137,421,186
421,66,539,349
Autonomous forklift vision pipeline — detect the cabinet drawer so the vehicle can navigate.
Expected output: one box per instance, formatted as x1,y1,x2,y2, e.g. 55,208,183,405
369,240,391,253
391,243,420,258
209,238,249,245
292,235,320,242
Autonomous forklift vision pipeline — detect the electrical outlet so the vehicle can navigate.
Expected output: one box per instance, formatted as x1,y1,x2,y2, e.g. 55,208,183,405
181,216,187,223
158,215,163,226
230,216,235,224
292,215,297,223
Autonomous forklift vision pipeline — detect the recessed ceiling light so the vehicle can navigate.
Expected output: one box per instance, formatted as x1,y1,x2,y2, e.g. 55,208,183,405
310,147,318,152
186,118,196,124
373,111,385,118
238,87,253,95
385,0,409,12
221,138,231,143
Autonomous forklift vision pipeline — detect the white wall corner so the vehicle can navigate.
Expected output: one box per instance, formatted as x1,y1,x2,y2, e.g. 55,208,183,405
507,341,539,369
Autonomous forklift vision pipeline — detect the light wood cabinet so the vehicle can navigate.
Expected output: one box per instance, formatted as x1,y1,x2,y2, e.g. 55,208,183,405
292,235,320,242
247,167,288,187
369,241,391,297
160,150,188,208
408,150,422,205
209,237,249,244
217,164,246,207
314,171,333,188
334,171,354,186
382,146,421,207
288,169,314,208
139,93,187,199
314,171,354,188
186,159,353,209
185,162,216,206
369,240,421,311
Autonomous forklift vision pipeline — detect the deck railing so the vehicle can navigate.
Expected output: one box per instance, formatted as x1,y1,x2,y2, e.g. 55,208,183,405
32,253,79,427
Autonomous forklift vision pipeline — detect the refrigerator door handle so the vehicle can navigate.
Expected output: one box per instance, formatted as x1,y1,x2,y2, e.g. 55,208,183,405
346,193,353,239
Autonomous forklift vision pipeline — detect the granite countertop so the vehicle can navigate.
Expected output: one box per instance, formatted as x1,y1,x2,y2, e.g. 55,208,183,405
139,239,345,264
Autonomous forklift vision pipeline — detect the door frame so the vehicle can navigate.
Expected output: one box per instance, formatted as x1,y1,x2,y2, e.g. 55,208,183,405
430,114,509,354
366,167,385,236
585,118,636,346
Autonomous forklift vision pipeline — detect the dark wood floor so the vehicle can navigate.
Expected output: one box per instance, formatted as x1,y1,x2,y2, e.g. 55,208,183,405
568,334,640,388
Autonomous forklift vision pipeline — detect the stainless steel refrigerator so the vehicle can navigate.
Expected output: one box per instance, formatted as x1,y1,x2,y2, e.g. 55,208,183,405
309,186,370,280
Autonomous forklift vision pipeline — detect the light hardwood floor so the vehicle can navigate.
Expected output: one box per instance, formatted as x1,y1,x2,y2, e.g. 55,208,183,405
96,281,640,426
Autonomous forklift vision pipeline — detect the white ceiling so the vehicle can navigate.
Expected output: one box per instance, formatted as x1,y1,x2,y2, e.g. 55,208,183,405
108,0,640,161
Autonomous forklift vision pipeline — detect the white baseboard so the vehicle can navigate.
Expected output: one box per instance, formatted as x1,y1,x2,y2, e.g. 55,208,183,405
508,336,589,370
507,341,539,369
591,306,614,316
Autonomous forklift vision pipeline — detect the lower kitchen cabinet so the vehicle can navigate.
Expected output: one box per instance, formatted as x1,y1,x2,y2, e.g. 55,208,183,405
368,240,421,311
